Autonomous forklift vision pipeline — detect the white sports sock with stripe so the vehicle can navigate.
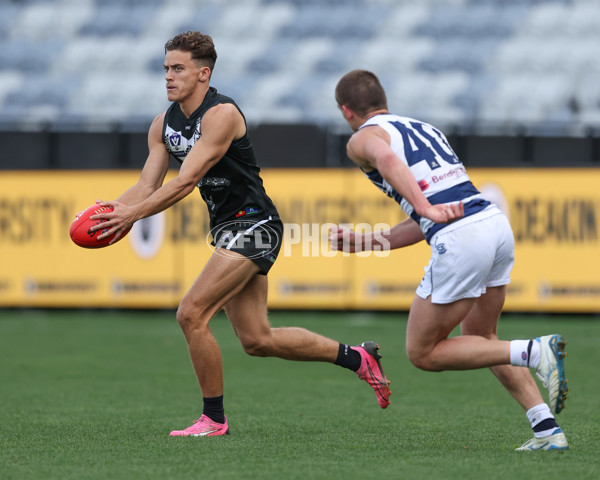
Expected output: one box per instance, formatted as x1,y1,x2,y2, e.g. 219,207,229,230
509,339,540,368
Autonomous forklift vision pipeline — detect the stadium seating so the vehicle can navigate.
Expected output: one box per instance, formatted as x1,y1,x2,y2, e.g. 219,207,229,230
0,0,598,134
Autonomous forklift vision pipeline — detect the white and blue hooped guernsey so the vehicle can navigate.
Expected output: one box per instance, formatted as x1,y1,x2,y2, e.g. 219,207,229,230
359,113,493,243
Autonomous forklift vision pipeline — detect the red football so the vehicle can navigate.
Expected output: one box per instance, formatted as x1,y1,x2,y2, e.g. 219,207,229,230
70,204,130,248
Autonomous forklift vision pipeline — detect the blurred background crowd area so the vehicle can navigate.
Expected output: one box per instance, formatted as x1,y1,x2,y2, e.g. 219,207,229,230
1,0,599,137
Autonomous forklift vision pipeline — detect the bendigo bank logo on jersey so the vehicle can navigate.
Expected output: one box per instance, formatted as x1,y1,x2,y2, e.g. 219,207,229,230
431,166,467,184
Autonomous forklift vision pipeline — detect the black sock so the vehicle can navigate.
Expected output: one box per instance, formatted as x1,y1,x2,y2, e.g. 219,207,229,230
533,418,559,434
334,343,361,372
203,395,225,424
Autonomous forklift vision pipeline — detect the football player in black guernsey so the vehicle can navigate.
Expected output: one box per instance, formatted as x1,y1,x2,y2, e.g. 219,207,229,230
89,31,391,436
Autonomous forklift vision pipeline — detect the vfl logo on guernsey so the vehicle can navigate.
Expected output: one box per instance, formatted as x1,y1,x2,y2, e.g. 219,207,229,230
168,132,181,147
165,122,201,159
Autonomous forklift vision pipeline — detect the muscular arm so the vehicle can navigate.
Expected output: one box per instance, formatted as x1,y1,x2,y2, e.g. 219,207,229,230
330,217,424,253
375,218,425,249
117,113,170,206
92,103,246,243
129,103,244,219
347,127,463,224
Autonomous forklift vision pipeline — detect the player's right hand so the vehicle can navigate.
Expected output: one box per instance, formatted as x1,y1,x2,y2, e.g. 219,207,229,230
422,201,464,224
329,224,362,253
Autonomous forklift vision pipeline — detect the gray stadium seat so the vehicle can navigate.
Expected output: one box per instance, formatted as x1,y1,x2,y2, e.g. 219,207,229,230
0,0,597,133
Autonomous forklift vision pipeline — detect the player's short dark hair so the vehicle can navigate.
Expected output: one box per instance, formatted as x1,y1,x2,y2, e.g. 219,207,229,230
165,31,217,71
335,70,387,117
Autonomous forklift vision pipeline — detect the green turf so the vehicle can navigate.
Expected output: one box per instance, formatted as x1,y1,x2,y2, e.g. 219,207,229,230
0,310,599,480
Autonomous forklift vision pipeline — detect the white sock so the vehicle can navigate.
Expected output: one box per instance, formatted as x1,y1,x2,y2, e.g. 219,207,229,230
526,403,558,438
509,339,540,368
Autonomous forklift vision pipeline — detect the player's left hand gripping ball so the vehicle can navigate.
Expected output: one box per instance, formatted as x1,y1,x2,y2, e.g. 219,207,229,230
70,204,130,248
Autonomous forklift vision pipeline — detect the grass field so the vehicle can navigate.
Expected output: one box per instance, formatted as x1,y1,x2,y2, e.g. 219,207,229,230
1,309,599,480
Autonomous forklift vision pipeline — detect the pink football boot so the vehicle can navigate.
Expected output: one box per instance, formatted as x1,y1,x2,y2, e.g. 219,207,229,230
169,415,229,437
353,341,391,409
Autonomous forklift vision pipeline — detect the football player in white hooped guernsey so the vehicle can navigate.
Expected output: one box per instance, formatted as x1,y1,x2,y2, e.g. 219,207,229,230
330,69,569,451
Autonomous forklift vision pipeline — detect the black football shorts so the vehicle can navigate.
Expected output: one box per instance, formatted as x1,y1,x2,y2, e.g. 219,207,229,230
211,215,283,274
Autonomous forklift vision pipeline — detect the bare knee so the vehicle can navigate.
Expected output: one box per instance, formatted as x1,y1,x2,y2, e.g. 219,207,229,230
239,333,273,357
406,347,443,372
176,299,211,336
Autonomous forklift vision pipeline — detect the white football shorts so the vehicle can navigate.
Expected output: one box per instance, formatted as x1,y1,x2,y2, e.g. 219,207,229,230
416,206,515,304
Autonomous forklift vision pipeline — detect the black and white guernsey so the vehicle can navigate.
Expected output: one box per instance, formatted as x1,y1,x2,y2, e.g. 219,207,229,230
162,86,279,231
